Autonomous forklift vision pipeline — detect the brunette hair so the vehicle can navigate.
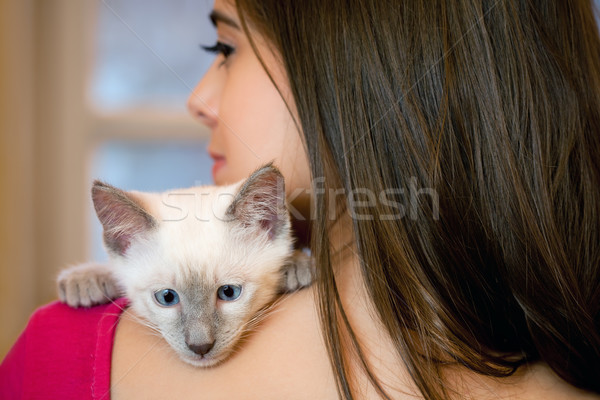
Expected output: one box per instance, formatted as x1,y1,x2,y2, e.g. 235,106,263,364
235,0,600,398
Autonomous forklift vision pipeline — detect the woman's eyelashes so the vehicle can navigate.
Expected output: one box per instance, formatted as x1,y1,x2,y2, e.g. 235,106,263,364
202,42,235,66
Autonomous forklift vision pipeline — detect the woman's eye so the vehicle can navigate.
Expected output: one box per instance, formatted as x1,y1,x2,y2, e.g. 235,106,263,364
154,289,180,307
217,285,242,301
201,42,235,63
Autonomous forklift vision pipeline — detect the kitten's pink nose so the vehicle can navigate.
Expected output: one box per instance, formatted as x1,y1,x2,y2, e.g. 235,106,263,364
188,341,214,356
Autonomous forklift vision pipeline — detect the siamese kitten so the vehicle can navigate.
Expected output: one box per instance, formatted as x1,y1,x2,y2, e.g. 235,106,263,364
57,164,312,367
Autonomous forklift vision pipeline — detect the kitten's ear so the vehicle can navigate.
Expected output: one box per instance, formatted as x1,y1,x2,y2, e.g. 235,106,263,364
226,163,289,239
92,181,157,256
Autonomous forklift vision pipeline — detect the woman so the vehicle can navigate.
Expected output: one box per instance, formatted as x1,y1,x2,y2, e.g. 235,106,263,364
2,0,599,398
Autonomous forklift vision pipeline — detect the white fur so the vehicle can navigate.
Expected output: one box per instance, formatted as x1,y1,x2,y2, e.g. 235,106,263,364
57,171,312,367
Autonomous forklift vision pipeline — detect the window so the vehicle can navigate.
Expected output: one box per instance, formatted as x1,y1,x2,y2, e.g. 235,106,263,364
91,0,215,112
88,0,216,260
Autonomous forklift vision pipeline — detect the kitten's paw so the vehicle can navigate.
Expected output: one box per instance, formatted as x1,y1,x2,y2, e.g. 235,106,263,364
57,262,121,307
281,249,314,292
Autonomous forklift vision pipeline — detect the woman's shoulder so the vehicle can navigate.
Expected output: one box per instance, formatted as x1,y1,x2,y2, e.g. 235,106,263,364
18,298,126,352
27,298,126,331
0,299,127,399
110,288,340,400
109,285,600,400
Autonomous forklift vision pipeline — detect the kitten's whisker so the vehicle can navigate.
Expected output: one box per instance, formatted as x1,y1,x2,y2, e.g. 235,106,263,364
239,295,288,333
116,306,164,337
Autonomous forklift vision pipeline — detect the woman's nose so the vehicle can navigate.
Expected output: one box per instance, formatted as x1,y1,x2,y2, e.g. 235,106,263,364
187,59,223,130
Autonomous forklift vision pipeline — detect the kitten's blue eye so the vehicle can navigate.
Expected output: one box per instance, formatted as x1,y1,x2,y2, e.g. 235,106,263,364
154,289,180,306
217,285,242,301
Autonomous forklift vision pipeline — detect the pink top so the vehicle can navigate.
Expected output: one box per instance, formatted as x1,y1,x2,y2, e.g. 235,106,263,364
0,298,128,400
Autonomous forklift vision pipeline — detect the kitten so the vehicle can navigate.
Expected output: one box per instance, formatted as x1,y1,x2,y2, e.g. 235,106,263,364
57,164,312,367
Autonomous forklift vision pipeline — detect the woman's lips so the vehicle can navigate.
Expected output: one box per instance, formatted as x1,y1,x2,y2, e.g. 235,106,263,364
209,152,226,182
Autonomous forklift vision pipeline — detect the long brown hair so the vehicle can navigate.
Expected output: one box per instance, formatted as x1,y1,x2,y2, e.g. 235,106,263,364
235,0,600,398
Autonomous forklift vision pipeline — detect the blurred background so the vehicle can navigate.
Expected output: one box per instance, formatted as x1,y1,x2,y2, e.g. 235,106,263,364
2,0,600,362
0,0,216,358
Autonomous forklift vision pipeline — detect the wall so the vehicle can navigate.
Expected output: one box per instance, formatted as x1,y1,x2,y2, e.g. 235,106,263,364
0,0,38,360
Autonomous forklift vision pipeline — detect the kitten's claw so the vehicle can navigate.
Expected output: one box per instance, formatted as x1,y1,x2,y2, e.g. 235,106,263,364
281,249,314,292
57,262,121,307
